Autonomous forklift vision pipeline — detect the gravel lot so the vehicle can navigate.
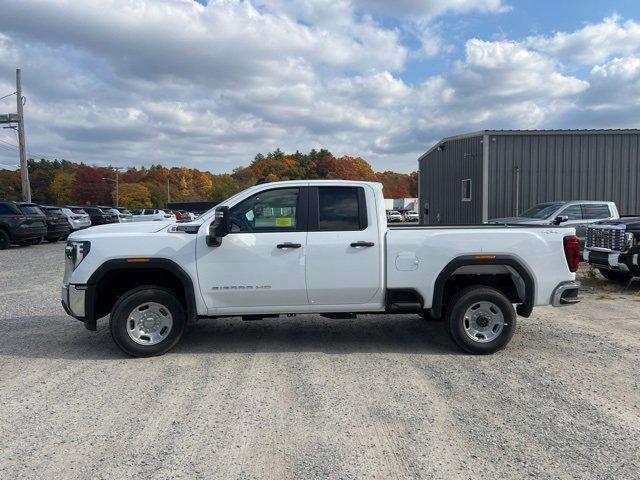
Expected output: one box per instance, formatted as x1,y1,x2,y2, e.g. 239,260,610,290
1,242,638,479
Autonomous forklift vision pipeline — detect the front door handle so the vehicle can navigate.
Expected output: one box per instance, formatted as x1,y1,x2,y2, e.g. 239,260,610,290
277,242,302,249
350,241,375,247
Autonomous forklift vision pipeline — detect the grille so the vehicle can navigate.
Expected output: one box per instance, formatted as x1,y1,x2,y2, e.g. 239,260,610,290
586,226,626,251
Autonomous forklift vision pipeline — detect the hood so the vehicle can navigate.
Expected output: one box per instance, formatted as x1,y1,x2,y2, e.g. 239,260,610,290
592,217,640,228
69,220,173,239
488,217,548,225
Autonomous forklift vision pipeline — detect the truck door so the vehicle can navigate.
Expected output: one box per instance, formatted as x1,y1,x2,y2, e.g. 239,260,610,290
196,186,309,312
305,186,383,306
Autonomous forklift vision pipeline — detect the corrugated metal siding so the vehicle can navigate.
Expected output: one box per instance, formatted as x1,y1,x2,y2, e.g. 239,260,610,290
487,133,640,218
419,136,483,224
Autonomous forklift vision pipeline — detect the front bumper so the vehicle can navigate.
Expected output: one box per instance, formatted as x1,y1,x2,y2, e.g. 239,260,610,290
61,284,96,330
551,281,581,307
584,249,639,273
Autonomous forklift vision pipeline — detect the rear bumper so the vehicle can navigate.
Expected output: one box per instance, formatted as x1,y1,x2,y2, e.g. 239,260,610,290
61,284,96,330
551,281,581,307
46,224,70,238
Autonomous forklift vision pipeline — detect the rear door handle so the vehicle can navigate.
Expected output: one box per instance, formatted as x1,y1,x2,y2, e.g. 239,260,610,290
350,241,375,247
277,242,302,249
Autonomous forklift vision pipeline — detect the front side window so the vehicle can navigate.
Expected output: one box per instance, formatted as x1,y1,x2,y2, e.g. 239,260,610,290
583,204,611,219
461,179,472,202
318,187,362,231
230,188,299,233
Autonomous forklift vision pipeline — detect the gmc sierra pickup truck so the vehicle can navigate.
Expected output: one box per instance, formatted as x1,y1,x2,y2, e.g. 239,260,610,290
584,217,640,283
61,180,581,357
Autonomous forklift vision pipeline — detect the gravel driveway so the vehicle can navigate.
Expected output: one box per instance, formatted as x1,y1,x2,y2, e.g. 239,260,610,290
0,243,638,479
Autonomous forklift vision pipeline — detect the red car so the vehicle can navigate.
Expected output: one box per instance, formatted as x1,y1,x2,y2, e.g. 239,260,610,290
172,210,190,222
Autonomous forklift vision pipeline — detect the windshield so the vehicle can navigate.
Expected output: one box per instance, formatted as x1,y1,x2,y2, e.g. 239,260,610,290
70,208,86,214
520,203,564,219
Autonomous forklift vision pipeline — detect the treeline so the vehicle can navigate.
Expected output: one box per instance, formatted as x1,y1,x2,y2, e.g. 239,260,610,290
0,149,417,208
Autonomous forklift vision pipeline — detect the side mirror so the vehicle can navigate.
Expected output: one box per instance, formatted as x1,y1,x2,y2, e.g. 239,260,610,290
207,206,230,246
554,215,569,225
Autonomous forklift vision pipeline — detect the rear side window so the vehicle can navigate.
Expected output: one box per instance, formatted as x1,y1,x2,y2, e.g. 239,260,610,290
71,208,86,214
583,204,611,219
561,204,583,220
19,205,44,215
0,204,18,215
318,187,365,231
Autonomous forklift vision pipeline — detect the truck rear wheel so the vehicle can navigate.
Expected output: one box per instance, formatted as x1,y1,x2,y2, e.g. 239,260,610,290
445,286,516,354
110,286,186,357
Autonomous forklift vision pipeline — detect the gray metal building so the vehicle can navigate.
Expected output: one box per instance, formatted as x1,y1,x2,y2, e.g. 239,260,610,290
418,129,640,224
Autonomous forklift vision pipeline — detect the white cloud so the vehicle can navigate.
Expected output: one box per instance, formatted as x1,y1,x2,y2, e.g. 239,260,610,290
357,0,510,19
527,15,640,64
0,2,639,174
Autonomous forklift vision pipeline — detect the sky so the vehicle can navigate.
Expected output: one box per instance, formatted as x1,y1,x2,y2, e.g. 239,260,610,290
0,0,640,173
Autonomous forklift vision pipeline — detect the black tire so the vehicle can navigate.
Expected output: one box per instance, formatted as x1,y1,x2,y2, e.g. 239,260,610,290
598,269,632,284
46,237,61,243
32,237,42,245
110,286,186,357
445,286,517,354
0,230,9,250
17,239,33,247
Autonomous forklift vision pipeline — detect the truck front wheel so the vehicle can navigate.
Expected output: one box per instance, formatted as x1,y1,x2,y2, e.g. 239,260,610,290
445,286,516,354
110,286,186,357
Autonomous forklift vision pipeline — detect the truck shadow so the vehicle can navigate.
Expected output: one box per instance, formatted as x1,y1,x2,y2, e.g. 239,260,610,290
0,315,458,360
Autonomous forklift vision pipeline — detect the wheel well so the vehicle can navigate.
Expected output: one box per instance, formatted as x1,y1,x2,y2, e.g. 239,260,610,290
93,268,189,320
431,258,534,319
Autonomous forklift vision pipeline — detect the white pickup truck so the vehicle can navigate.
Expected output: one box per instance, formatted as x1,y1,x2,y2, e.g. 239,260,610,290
61,180,581,357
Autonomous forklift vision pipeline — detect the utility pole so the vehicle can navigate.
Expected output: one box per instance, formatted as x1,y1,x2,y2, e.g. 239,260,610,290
167,178,170,207
16,69,30,202
103,167,122,206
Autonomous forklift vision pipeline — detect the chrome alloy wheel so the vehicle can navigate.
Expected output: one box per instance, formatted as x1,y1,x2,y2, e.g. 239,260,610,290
126,302,173,345
462,301,505,343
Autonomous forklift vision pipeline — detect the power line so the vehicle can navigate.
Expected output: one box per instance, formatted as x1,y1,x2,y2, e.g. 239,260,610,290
0,92,16,101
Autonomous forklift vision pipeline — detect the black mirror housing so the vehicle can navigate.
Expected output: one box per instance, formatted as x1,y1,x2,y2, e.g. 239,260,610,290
554,215,569,225
207,206,230,246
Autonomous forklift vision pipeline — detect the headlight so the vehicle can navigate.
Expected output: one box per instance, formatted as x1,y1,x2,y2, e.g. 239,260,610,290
65,241,91,270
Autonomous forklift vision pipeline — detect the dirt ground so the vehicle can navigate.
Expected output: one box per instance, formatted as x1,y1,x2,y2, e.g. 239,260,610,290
0,243,638,479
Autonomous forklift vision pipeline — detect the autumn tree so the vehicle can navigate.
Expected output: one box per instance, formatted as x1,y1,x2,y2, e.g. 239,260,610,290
118,183,152,208
50,170,76,204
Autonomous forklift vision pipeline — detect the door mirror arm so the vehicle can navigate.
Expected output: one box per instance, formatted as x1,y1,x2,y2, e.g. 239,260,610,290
207,206,230,247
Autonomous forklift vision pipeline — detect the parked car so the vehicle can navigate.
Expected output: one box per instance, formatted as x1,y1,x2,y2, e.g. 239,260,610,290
15,202,48,244
132,209,176,222
584,217,640,283
61,180,580,357
114,207,134,222
386,210,403,222
38,205,71,242
98,206,133,223
81,206,119,225
404,210,419,222
0,201,47,249
59,206,92,232
174,210,191,222
489,201,619,245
